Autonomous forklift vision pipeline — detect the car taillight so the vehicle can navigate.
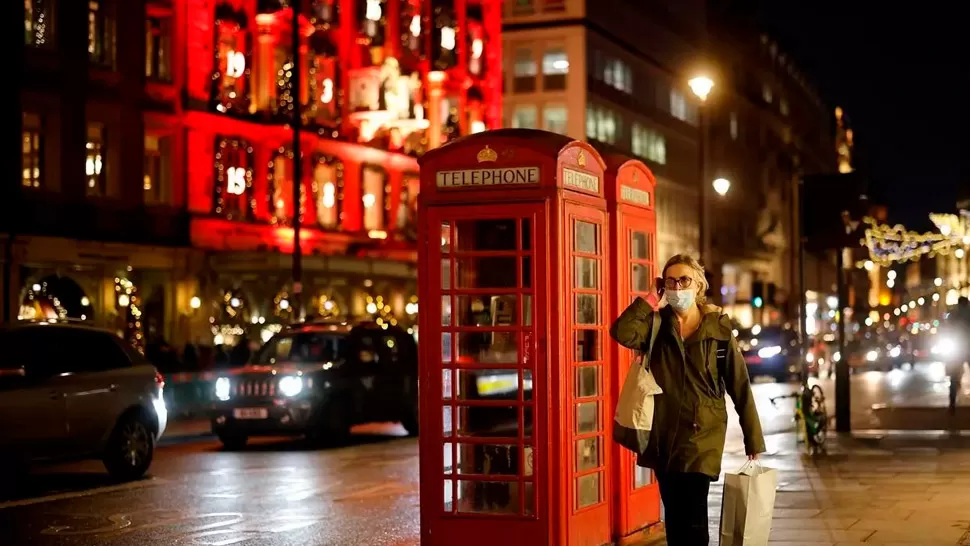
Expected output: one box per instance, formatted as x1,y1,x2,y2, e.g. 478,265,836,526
155,371,165,390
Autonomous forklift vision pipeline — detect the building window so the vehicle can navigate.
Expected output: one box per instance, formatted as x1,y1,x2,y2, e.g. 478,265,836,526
143,134,171,205
211,6,251,115
729,112,739,140
88,0,112,66
313,154,344,230
145,16,171,81
398,174,419,236
779,97,789,116
511,105,538,129
670,89,688,121
587,105,618,144
542,48,568,91
762,83,773,104
603,58,632,94
632,124,666,165
22,113,43,189
542,104,567,134
268,149,296,225
361,165,389,232
85,123,106,197
213,136,256,220
511,0,534,16
25,0,53,47
543,0,566,12
308,31,340,128
512,48,537,93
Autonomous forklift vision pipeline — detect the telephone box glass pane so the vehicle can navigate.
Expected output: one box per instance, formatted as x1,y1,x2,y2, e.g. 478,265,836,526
443,406,453,436
444,479,454,510
576,294,598,324
457,405,519,437
457,443,520,475
457,481,520,514
441,222,452,253
631,231,648,259
521,217,532,250
456,369,520,400
574,221,599,253
522,257,532,288
524,482,536,516
456,219,517,251
574,330,599,361
576,366,598,397
457,332,518,363
576,402,598,433
441,259,452,289
442,370,453,398
575,257,599,289
441,296,452,326
632,263,650,293
576,472,601,508
635,465,652,488
576,437,600,471
524,445,534,476
442,332,452,361
523,294,533,326
456,295,519,326
444,442,454,473
456,257,519,288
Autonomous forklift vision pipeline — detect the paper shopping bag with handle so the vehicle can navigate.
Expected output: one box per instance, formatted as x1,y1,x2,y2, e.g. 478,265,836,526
719,461,778,546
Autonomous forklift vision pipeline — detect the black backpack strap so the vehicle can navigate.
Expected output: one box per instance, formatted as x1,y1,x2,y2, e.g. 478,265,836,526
636,311,662,372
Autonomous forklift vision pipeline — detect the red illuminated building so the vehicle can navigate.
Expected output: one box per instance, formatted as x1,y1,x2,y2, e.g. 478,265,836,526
6,0,502,349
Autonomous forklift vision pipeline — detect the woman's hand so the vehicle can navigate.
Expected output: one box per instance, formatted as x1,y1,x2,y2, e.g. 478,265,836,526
747,452,760,461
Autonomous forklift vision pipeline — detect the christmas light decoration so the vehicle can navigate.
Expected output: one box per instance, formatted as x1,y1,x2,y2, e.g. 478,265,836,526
115,277,144,353
267,147,296,225
210,8,252,115
213,137,257,220
860,211,970,267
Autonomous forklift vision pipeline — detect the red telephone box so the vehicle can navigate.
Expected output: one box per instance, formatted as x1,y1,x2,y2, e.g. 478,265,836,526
603,155,661,543
417,129,612,546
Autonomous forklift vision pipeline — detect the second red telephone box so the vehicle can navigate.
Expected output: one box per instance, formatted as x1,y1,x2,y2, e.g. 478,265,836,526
417,129,613,546
603,154,661,543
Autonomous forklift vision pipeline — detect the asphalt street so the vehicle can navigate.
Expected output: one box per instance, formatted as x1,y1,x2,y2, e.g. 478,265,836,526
1,363,967,546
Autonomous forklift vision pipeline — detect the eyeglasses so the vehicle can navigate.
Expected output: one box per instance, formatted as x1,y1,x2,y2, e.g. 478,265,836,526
663,276,694,290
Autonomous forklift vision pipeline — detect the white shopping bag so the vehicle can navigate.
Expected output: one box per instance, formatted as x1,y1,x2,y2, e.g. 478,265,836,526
719,461,777,546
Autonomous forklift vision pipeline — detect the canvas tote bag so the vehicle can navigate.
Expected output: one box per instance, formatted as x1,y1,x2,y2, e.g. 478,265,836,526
719,461,778,546
612,313,662,454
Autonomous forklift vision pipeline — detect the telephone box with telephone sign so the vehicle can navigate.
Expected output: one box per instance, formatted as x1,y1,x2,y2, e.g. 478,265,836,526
417,129,613,546
603,155,662,542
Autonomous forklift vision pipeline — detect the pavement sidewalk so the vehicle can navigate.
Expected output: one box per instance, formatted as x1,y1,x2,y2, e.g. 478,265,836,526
636,430,970,545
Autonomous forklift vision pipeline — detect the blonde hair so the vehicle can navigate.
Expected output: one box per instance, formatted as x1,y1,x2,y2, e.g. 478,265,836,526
661,253,709,305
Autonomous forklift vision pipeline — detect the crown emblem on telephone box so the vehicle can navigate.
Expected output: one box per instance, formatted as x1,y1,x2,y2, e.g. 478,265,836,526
477,145,498,163
577,150,586,167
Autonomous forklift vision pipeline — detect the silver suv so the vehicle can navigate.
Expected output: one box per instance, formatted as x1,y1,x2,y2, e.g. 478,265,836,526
0,321,167,480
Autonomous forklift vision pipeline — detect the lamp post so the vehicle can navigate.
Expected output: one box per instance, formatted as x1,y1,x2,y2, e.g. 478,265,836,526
688,76,714,266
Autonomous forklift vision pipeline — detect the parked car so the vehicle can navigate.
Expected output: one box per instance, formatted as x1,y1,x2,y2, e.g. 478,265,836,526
738,325,801,382
0,321,167,481
842,336,904,372
210,320,419,449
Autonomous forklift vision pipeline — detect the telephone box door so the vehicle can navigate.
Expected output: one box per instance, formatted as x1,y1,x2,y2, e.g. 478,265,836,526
563,202,612,546
423,202,548,545
616,209,661,534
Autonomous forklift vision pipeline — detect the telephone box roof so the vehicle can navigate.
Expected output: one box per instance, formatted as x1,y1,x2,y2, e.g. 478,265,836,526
419,129,575,167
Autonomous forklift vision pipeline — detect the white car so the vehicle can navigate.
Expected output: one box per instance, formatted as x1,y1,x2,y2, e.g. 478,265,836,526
0,321,167,480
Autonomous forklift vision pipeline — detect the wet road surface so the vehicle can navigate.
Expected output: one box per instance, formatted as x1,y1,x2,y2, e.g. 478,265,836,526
2,363,966,546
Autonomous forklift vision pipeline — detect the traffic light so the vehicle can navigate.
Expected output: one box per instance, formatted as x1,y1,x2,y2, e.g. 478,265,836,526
752,281,765,308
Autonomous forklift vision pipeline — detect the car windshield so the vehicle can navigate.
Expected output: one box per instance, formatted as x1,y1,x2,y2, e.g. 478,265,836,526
253,332,345,365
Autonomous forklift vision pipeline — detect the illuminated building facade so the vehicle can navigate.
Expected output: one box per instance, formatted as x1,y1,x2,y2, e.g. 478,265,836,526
5,0,502,349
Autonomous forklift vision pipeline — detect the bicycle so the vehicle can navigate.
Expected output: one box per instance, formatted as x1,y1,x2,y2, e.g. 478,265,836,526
769,383,828,454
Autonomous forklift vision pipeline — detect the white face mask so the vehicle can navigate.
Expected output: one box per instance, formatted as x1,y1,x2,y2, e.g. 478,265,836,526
665,289,696,312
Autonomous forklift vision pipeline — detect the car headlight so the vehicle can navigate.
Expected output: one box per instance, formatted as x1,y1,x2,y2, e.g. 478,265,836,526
866,350,879,362
215,377,231,401
889,346,901,358
279,375,303,397
757,345,782,359
933,338,956,356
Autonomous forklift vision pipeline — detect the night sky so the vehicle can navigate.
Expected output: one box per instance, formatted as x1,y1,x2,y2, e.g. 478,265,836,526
731,1,968,229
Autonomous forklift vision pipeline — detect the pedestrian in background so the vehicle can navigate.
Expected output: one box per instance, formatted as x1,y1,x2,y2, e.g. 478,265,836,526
610,254,766,546
946,297,970,415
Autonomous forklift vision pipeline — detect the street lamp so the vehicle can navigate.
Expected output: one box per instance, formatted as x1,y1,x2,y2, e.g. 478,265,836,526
688,74,714,271
712,177,731,197
688,76,714,103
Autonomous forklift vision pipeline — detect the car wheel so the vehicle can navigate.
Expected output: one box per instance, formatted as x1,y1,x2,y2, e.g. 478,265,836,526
217,431,249,450
103,411,155,481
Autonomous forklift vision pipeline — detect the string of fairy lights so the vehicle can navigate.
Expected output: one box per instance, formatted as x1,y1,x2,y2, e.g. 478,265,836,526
858,212,970,267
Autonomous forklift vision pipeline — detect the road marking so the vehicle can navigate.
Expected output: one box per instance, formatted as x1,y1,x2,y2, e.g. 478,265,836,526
0,478,168,510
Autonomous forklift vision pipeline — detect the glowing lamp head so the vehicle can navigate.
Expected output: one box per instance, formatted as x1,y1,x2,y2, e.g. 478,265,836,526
712,178,731,196
688,76,714,102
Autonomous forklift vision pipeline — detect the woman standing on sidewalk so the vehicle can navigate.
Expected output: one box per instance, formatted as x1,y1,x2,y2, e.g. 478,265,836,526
610,254,766,546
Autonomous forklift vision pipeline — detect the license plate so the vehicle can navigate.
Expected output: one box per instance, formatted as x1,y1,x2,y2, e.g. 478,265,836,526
233,408,268,420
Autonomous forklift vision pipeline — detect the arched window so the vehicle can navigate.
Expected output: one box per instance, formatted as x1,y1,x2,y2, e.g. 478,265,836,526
213,136,256,221
313,153,344,230
361,164,389,232
267,147,295,225
397,173,419,240
308,30,341,128
399,0,424,70
465,8,485,77
431,2,457,71
211,4,251,115
358,0,386,55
